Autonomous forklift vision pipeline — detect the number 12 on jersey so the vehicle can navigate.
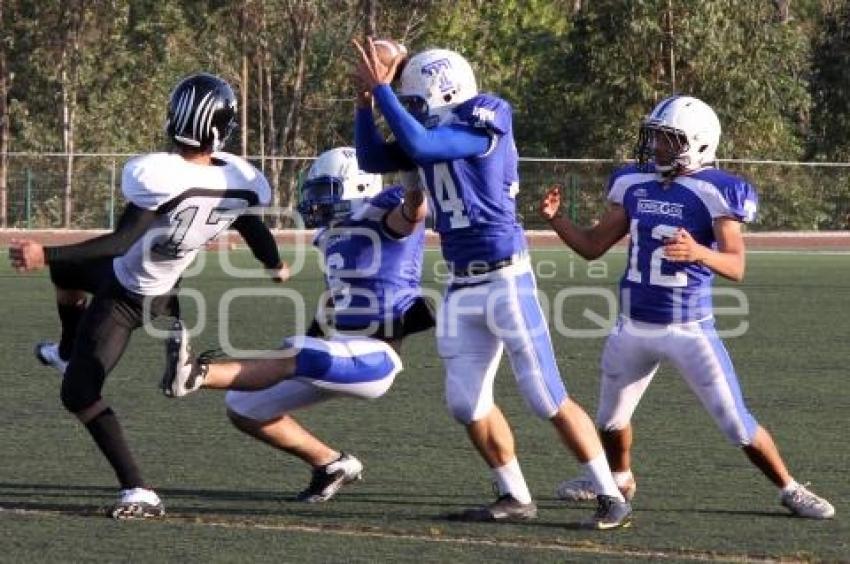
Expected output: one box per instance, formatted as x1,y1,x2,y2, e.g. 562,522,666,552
626,219,687,287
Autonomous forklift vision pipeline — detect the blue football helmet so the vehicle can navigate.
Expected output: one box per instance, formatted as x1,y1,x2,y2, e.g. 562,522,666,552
297,147,382,228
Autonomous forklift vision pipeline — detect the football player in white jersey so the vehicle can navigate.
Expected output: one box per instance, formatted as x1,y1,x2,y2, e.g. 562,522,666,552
160,147,432,503
8,73,285,519
540,95,834,519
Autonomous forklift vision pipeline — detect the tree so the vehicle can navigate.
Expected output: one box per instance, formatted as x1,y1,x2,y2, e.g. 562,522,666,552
0,0,9,227
416,0,574,155
808,0,850,161
553,0,811,161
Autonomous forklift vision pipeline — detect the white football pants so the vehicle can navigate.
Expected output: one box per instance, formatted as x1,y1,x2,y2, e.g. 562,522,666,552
225,335,401,422
596,316,758,446
438,260,568,424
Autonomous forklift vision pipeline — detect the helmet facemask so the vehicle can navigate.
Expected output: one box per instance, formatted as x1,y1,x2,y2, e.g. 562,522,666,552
296,147,382,228
635,122,692,176
297,177,351,228
634,96,721,177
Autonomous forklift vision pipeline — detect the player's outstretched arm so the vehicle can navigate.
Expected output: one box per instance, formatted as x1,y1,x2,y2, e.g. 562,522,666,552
540,185,628,260
352,36,489,164
8,203,156,272
371,86,490,163
354,105,415,173
664,218,746,281
352,37,414,173
231,214,289,283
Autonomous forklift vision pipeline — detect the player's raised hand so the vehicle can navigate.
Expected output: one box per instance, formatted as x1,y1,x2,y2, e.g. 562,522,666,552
539,185,562,221
663,228,706,263
352,36,402,91
8,238,46,272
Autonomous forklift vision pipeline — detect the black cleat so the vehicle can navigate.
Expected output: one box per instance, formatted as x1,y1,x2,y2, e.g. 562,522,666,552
451,494,538,522
581,494,632,530
295,453,364,503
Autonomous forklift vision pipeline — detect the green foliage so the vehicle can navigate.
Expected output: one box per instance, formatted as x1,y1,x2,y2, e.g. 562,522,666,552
2,0,850,230
552,0,811,160
808,0,850,161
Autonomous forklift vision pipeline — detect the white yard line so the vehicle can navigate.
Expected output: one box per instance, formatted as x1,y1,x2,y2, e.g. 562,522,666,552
2,506,794,563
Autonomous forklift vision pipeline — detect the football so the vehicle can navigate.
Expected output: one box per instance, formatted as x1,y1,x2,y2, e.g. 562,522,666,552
372,38,408,80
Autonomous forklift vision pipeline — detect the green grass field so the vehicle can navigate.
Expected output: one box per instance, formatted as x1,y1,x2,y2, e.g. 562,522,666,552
1,248,848,563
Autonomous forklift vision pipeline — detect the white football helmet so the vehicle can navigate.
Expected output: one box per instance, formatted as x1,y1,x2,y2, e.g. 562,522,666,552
397,48,478,128
635,95,721,174
297,147,382,227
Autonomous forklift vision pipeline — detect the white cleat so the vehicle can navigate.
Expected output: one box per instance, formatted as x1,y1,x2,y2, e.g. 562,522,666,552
780,483,835,519
34,341,68,376
556,473,636,502
108,487,165,520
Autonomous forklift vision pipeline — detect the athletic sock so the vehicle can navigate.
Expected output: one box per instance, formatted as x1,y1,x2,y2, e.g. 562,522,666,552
781,479,800,495
491,458,532,504
84,408,145,489
583,454,625,501
613,469,634,486
58,302,87,360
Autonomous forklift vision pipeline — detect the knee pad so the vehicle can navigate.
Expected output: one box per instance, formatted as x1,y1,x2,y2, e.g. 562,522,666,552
708,407,758,447
722,416,758,447
291,336,401,400
289,337,333,379
514,359,566,420
60,364,102,413
445,384,493,424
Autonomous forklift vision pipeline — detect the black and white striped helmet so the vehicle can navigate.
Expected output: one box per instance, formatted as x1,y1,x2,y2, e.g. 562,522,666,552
165,73,237,152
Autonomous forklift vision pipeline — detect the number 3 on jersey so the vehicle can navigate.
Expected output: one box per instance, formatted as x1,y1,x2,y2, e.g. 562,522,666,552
426,163,470,229
325,252,352,309
626,219,687,287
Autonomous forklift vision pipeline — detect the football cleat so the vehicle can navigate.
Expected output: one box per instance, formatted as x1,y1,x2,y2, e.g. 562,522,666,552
556,473,637,502
161,320,206,398
34,341,68,376
107,487,165,520
580,494,633,530
296,452,363,503
780,483,835,519
451,494,538,522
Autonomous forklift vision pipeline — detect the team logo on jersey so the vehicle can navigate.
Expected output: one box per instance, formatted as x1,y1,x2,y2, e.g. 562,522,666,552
637,199,684,218
472,106,496,128
633,188,648,197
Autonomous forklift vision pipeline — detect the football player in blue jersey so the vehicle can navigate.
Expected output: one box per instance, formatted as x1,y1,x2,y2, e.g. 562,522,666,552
162,146,433,503
352,38,631,529
542,96,834,519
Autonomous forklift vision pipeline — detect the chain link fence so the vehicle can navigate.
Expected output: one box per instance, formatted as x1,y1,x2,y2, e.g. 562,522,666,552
3,153,849,231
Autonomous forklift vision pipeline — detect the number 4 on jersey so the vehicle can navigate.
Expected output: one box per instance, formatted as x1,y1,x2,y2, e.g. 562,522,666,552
427,163,470,229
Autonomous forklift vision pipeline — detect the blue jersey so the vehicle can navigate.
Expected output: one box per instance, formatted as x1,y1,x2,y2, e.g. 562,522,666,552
416,94,526,269
314,186,424,329
609,164,758,324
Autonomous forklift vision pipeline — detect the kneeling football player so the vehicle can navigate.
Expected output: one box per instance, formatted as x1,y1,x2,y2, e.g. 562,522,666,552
161,147,432,502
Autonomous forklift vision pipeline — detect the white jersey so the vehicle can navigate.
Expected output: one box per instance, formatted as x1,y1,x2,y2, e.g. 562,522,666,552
113,151,271,295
